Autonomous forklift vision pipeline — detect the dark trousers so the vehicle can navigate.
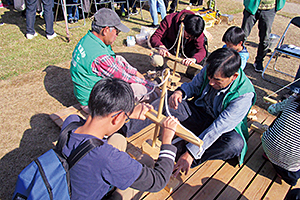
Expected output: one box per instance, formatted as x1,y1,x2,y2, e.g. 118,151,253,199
125,98,244,167
171,101,244,166
26,0,54,35
272,163,300,186
241,8,276,63
164,0,177,11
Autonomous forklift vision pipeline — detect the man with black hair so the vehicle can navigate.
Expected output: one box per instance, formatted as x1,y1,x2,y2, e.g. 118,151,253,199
61,78,178,199
150,10,207,77
125,48,256,176
70,8,157,113
222,26,249,70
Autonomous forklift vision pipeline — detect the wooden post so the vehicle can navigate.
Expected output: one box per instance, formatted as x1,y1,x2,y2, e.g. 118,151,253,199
152,68,170,147
173,22,184,76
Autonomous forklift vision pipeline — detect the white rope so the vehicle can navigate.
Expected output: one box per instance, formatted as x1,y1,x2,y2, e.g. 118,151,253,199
135,68,170,102
266,76,300,98
137,68,202,152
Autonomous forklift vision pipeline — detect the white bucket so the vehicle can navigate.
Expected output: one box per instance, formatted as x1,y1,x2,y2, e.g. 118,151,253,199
268,33,280,51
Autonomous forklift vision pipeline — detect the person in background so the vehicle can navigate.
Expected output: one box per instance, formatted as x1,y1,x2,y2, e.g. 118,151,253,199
25,0,56,39
262,93,300,186
66,0,79,24
241,0,286,72
120,0,138,17
148,0,166,28
150,10,207,78
222,26,249,70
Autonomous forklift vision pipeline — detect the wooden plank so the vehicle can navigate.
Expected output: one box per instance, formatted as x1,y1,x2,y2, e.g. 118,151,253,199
215,144,266,199
263,176,290,200
240,161,277,200
145,109,273,200
50,104,87,128
191,129,262,200
143,161,220,200
126,124,156,159
145,109,203,148
169,160,225,200
190,108,271,199
127,123,156,143
50,103,82,121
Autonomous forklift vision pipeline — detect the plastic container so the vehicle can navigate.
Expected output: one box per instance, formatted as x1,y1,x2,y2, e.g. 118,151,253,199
268,33,280,51
126,36,136,47
135,34,148,45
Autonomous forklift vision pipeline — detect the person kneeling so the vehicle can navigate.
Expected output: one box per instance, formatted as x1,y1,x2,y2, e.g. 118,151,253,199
60,78,178,199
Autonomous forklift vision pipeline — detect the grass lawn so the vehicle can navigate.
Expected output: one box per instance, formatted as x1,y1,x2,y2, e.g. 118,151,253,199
0,0,246,80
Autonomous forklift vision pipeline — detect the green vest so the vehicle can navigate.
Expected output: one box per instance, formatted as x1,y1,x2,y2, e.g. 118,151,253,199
200,67,256,165
243,0,286,15
70,31,116,106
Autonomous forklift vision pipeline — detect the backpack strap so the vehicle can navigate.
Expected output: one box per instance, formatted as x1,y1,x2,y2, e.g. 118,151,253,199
55,119,85,153
55,117,104,168
67,138,103,169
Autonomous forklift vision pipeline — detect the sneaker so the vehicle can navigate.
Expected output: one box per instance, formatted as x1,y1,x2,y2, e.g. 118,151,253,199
68,18,74,24
0,22,4,26
253,62,263,73
46,32,57,40
26,32,38,39
130,8,138,15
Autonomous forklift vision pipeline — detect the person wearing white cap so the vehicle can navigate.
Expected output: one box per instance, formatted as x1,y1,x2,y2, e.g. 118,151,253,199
70,8,158,113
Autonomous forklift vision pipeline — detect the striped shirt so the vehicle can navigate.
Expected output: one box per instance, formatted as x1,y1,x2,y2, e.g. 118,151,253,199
262,96,300,172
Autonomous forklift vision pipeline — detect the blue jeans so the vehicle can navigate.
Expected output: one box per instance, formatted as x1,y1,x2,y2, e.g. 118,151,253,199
26,0,54,35
67,0,79,20
241,8,276,63
125,96,244,166
149,0,166,25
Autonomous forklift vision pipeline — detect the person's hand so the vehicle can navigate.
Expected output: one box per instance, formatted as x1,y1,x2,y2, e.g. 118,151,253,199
130,102,153,120
169,90,182,109
173,151,194,177
161,117,178,144
182,58,196,66
158,45,170,57
136,71,146,80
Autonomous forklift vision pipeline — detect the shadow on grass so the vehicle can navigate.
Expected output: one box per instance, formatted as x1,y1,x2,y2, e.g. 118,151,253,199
0,113,60,199
43,65,78,107
118,52,157,74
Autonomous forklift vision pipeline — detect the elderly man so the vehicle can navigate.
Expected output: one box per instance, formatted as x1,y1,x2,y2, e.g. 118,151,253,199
70,8,157,113
125,48,256,175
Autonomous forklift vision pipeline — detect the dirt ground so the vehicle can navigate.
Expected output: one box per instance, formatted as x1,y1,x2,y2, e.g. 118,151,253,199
0,5,299,200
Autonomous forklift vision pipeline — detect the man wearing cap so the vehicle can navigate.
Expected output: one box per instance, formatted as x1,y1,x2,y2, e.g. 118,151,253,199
70,8,157,113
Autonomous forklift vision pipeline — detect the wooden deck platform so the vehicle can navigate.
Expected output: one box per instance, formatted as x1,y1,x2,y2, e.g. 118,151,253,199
50,104,299,200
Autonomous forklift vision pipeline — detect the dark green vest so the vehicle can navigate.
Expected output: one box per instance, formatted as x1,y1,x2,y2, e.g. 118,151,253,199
200,67,256,165
70,31,116,106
